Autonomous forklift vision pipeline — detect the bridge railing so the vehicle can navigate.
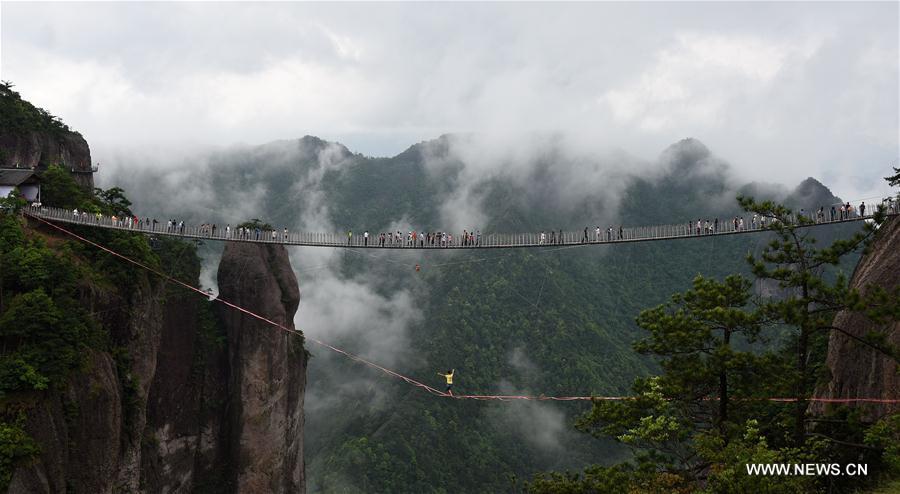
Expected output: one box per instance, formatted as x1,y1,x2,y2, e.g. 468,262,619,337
21,200,897,249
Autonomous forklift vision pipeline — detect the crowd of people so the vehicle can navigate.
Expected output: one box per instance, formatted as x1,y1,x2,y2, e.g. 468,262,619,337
347,229,483,248
31,196,900,248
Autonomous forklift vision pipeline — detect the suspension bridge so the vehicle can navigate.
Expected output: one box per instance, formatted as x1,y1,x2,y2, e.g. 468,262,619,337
21,205,900,404
22,203,898,250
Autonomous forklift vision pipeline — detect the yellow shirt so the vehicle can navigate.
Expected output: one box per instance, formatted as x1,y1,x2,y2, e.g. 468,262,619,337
440,372,454,384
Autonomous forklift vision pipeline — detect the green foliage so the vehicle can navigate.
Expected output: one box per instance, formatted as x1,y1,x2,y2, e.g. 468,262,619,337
192,301,226,376
527,463,654,494
0,185,168,482
94,186,133,217
564,275,769,487
0,81,74,136
695,420,820,494
0,189,27,214
154,235,201,282
40,164,92,210
0,214,25,252
739,195,899,445
886,167,900,188
865,413,900,476
532,197,900,493
0,414,40,491
237,219,273,231
40,164,138,218
111,346,142,438
0,287,97,398
634,275,762,431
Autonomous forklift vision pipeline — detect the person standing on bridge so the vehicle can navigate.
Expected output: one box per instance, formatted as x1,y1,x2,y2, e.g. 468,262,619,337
226,224,231,238
831,205,837,221
348,230,353,245
437,369,455,396
860,202,866,217
582,227,588,243
364,230,369,246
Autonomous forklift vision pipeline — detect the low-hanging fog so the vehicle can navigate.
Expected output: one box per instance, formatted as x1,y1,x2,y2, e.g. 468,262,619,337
3,1,897,488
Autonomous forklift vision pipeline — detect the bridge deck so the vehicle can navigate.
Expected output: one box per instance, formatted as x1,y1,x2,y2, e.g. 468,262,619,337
23,205,896,250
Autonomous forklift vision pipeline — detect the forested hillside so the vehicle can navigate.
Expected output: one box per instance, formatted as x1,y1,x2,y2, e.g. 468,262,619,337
105,135,866,492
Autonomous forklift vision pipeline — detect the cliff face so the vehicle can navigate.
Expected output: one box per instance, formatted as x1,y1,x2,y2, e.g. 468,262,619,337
8,266,165,493
8,238,306,493
216,242,306,493
0,131,94,188
136,241,307,493
815,216,900,419
139,287,231,493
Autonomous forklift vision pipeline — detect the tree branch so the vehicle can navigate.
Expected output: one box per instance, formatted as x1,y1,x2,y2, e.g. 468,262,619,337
806,432,881,451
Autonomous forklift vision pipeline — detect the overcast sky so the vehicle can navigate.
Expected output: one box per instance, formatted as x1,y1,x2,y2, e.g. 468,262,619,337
2,2,897,201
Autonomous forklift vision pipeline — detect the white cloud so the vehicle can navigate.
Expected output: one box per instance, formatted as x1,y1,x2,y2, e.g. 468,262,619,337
602,32,816,132
2,2,897,200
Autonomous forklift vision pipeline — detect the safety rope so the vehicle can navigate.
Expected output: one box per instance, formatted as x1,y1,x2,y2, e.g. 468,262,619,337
24,213,900,405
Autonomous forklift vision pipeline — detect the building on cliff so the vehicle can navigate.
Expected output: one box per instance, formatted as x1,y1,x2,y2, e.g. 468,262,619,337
0,168,41,201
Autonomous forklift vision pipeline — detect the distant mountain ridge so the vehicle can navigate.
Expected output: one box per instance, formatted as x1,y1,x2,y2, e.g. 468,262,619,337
103,133,863,493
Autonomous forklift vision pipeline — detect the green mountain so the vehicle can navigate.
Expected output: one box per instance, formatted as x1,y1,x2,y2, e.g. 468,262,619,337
106,134,857,493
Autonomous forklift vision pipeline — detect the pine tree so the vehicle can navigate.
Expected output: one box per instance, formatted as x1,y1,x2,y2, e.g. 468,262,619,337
737,195,899,447
566,275,764,487
633,275,762,436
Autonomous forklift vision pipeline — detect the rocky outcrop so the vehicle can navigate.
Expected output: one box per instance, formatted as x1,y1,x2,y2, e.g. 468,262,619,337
8,240,306,493
814,216,900,420
7,351,123,493
0,131,94,188
139,287,231,493
141,241,307,494
3,91,304,492
8,266,164,493
217,242,306,494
